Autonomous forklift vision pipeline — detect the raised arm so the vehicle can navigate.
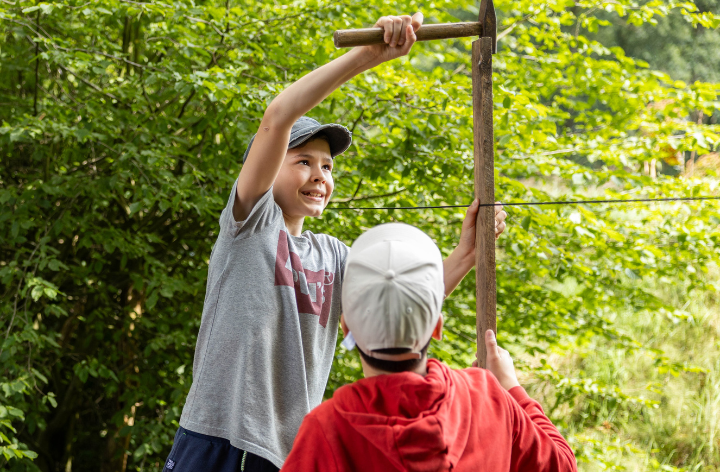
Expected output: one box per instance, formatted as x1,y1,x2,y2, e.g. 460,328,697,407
443,199,506,297
234,13,424,221
482,330,577,472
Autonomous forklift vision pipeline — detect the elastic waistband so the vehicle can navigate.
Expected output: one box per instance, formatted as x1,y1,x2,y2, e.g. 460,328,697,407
178,426,231,445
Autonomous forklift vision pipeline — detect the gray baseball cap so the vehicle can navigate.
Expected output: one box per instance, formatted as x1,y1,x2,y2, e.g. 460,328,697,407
242,116,352,163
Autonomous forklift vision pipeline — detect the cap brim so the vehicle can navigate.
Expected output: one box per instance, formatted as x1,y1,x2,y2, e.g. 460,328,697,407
289,123,352,158
242,124,352,163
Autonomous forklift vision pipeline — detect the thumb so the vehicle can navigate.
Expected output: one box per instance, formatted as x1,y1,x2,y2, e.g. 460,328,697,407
463,199,479,229
411,12,424,31
485,329,498,357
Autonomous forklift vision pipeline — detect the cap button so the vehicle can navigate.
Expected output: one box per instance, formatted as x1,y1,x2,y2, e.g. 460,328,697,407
385,270,396,280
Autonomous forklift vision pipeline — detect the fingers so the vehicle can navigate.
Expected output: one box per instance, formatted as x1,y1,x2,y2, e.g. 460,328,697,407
377,14,419,50
399,24,417,55
495,221,506,239
377,16,392,44
390,16,403,47
494,203,507,225
494,202,507,239
464,200,506,239
397,15,413,46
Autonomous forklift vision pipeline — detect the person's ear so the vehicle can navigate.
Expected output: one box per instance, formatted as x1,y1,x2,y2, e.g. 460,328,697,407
340,314,349,337
431,314,444,341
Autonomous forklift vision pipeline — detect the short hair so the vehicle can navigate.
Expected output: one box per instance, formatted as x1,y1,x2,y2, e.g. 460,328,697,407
356,338,433,373
300,131,330,148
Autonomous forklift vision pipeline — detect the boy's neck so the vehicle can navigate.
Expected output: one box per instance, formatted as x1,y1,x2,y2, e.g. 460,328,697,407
283,213,305,237
361,358,429,378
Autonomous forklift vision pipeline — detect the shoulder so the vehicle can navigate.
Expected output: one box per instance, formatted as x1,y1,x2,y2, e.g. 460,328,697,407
220,183,282,238
305,232,350,257
300,398,339,434
310,232,349,247
285,401,340,471
453,367,516,406
453,365,496,386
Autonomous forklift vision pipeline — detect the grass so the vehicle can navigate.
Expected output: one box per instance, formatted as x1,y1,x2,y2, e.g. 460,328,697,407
551,272,720,471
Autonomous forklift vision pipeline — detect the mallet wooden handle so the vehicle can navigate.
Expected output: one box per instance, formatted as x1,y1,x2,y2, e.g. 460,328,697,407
333,22,482,48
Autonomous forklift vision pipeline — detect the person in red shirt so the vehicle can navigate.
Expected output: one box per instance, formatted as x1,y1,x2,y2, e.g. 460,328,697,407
282,223,577,472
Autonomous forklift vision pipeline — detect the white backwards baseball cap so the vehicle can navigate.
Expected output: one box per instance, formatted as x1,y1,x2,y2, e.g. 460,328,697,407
341,223,445,361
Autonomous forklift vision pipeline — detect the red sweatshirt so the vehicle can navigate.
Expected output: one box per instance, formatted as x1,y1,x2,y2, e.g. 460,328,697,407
283,359,576,472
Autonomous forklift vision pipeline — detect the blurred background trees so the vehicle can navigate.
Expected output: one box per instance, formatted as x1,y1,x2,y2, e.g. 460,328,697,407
0,0,718,470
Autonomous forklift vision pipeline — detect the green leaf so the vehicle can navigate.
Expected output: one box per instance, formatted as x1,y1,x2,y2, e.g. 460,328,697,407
31,285,44,301
129,202,142,216
6,407,23,418
146,291,159,310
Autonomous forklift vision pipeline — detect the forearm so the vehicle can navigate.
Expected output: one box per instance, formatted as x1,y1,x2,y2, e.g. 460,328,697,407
442,247,474,297
265,48,378,127
236,48,378,217
509,388,578,472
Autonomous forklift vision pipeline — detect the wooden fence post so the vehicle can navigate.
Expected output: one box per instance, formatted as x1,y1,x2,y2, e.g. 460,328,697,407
473,36,496,367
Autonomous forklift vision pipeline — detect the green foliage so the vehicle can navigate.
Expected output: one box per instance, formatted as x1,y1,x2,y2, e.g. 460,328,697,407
0,0,718,470
553,270,720,471
591,0,720,83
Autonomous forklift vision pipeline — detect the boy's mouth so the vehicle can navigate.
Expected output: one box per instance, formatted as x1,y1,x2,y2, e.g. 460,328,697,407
301,191,325,202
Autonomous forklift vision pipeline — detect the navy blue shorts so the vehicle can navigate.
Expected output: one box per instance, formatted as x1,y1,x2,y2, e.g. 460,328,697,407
162,427,280,472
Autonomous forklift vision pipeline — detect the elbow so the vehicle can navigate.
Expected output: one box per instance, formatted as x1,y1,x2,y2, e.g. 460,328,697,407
262,98,296,129
562,448,579,472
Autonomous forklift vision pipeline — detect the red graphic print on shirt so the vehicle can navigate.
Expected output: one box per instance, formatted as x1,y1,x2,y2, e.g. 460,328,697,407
274,230,334,328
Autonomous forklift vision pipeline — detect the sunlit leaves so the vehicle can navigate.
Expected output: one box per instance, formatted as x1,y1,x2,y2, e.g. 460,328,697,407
0,0,718,469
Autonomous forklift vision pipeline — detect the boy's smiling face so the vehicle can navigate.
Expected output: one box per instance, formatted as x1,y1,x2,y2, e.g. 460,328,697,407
272,138,334,219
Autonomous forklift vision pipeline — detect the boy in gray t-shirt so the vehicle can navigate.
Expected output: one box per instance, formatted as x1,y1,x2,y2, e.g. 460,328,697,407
163,11,508,472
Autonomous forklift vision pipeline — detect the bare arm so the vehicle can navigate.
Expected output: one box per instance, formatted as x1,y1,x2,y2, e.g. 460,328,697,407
234,14,424,221
443,200,507,296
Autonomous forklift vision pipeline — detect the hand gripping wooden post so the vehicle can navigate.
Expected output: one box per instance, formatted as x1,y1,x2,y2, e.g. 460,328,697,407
334,0,499,367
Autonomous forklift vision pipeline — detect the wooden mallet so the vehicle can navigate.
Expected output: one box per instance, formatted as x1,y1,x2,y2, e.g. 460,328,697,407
333,0,499,367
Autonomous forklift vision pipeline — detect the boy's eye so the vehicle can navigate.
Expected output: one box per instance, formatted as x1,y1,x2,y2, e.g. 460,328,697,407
323,165,332,171
299,160,309,165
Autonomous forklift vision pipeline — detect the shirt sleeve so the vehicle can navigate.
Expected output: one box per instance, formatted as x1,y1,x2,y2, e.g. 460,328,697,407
506,386,578,472
338,240,350,283
218,179,281,239
281,414,337,472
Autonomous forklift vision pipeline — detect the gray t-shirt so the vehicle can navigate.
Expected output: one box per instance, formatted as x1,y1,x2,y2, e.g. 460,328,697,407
179,180,349,468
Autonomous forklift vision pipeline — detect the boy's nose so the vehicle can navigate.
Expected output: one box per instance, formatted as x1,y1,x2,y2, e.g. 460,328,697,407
313,177,326,184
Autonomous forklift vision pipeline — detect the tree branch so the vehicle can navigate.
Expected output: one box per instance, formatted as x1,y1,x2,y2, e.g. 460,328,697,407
177,89,196,119
57,64,118,102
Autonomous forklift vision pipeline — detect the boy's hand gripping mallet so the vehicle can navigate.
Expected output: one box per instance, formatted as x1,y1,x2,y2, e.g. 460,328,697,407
334,0,498,368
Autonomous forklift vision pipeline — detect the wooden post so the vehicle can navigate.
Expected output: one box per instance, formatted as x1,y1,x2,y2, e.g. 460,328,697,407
331,0,498,366
473,37,496,367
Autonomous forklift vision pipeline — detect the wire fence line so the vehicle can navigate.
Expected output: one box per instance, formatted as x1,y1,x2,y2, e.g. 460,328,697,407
327,195,720,210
